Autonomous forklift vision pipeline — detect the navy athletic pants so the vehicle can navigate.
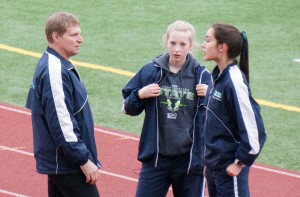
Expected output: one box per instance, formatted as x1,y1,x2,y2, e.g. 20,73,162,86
48,173,100,197
135,153,205,197
206,166,250,197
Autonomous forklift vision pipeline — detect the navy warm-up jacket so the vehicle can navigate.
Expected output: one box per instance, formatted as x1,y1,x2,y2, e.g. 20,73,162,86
204,62,266,170
122,54,212,174
26,47,101,174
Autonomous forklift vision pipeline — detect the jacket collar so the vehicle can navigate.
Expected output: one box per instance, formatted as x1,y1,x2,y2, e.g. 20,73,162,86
212,61,237,81
46,46,75,70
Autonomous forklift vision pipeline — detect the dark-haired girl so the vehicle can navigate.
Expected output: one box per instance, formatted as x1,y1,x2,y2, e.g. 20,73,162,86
201,24,267,197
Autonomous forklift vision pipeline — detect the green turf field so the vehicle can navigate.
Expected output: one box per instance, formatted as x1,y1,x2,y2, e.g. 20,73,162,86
0,0,299,171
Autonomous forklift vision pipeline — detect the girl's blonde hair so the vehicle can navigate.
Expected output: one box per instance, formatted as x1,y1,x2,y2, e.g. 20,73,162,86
162,20,199,54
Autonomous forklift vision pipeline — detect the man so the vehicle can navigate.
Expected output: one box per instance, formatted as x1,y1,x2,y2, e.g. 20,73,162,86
26,12,101,197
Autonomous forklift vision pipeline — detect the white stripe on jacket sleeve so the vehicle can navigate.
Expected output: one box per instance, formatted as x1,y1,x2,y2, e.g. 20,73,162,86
229,66,259,154
48,53,78,142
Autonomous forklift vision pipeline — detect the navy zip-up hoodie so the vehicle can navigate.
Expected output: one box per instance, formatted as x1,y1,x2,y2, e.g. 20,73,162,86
204,62,266,170
122,53,212,174
26,47,101,174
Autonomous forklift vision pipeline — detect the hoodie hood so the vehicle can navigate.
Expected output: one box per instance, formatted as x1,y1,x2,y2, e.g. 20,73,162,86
153,53,199,76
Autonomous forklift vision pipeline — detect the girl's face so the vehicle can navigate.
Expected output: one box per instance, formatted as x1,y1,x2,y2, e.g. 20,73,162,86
167,30,192,66
202,27,219,61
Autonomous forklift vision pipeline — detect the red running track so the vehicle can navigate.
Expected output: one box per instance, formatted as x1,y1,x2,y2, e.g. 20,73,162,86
0,103,299,197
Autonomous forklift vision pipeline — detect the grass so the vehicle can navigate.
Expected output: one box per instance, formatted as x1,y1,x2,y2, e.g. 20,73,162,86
0,0,299,171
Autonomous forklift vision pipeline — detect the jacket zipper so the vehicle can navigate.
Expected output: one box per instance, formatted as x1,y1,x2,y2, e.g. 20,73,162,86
55,147,59,174
203,74,215,166
187,97,200,174
154,65,163,167
187,68,205,174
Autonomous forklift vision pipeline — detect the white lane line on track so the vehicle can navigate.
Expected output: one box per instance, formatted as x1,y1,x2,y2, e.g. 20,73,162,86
0,146,33,156
0,145,138,182
0,105,31,115
94,128,139,141
100,170,138,182
1,104,300,179
252,164,300,179
0,189,29,197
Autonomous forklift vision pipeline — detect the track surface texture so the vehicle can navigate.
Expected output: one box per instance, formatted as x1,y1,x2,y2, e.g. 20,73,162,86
0,103,299,197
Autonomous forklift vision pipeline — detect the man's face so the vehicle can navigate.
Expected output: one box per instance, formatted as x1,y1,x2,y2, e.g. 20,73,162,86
56,24,83,59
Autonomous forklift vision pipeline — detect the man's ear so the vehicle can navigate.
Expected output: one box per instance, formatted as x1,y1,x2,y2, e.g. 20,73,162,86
52,32,60,42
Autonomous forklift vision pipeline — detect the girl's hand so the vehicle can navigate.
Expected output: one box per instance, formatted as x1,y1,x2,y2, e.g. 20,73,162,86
196,84,208,97
226,163,243,177
138,83,161,99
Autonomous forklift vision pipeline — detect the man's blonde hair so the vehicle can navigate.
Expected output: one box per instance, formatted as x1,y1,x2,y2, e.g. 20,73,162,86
45,12,80,43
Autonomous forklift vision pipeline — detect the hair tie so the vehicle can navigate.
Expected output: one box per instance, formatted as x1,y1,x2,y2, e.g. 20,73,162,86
241,31,248,59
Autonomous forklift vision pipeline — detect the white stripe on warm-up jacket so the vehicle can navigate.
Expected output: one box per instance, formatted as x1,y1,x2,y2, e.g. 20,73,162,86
48,52,78,142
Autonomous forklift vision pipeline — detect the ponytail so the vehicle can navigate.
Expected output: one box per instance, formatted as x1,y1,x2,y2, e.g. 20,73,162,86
212,24,250,83
240,31,249,83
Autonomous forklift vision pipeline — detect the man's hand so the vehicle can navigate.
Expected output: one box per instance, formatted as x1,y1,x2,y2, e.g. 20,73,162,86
80,160,100,185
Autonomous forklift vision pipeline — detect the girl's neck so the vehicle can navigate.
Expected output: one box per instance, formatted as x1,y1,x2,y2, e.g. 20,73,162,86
216,58,234,74
169,59,185,73
168,64,182,73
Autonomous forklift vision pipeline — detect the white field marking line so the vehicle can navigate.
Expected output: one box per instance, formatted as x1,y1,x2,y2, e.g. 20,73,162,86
293,58,300,62
252,164,300,179
0,145,138,183
0,189,29,197
1,104,300,179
